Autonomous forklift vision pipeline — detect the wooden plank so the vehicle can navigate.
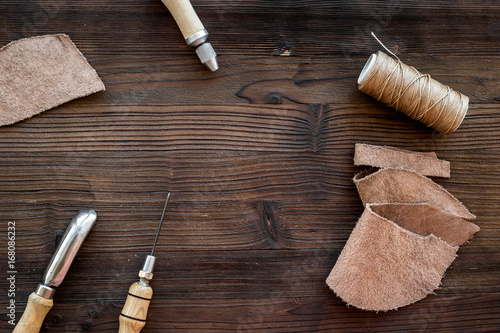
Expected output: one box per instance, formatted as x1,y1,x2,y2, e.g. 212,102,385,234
1,104,500,153
1,0,499,58
7,249,500,331
11,249,500,300
42,56,500,105
1,2,498,106
9,294,499,332
0,193,497,253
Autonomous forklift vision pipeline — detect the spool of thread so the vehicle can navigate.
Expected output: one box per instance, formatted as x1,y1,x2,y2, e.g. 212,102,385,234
358,51,469,134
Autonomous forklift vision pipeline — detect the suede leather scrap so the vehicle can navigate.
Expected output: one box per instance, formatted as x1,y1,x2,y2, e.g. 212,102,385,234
326,203,479,312
354,143,451,178
0,34,105,126
354,168,475,220
327,144,478,311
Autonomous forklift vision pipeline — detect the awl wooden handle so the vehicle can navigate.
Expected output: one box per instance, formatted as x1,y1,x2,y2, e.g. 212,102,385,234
12,292,53,333
119,282,154,333
160,0,205,39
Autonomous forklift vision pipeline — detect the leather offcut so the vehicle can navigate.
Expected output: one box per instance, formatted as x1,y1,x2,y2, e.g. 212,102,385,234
0,34,105,126
327,144,479,311
354,143,451,178
326,203,479,312
354,168,475,220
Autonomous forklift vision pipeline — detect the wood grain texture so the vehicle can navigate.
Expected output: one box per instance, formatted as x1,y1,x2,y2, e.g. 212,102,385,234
0,0,499,332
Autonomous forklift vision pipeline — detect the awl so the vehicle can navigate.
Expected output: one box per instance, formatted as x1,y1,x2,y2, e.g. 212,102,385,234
119,193,171,333
13,209,98,333
160,0,218,71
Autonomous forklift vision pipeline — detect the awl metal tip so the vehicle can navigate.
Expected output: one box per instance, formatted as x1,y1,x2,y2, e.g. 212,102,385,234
151,193,171,256
204,56,219,72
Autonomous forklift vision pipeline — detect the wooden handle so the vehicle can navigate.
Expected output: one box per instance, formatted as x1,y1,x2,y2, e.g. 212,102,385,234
12,292,53,333
119,282,153,333
160,0,205,39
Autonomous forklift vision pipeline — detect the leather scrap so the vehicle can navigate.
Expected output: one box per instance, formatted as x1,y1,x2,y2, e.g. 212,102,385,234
354,143,451,178
354,168,476,220
0,34,105,126
326,203,479,312
368,203,479,247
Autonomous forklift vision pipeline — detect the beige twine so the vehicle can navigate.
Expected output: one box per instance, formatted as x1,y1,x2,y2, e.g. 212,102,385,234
358,34,469,134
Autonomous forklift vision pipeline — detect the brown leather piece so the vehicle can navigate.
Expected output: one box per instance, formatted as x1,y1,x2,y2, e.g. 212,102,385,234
370,203,480,247
354,168,476,220
326,203,479,312
0,34,105,126
354,143,450,178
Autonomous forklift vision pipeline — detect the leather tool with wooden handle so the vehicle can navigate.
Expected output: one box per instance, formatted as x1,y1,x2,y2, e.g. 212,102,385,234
119,194,170,333
13,209,98,333
160,0,218,71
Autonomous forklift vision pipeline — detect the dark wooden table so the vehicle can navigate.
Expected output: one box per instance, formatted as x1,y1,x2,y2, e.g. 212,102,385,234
1,1,499,332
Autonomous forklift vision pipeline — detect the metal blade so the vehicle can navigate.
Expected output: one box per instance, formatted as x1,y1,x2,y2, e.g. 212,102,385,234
42,209,97,287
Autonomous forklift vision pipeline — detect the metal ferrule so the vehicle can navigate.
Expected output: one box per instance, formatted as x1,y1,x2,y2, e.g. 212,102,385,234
138,255,156,285
185,29,208,47
195,43,218,71
35,284,55,299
